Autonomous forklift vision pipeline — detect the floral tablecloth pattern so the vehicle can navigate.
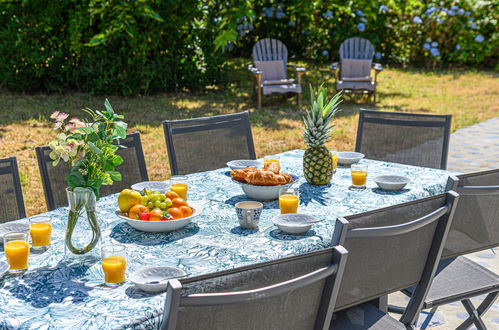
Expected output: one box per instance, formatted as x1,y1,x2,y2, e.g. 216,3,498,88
0,150,457,329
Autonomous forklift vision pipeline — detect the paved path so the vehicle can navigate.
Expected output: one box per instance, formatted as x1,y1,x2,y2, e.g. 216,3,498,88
390,117,499,329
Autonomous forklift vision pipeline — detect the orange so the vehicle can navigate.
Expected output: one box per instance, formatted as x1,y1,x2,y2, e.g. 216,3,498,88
171,198,188,208
150,208,164,221
167,207,183,220
165,191,180,200
179,206,193,218
128,205,149,220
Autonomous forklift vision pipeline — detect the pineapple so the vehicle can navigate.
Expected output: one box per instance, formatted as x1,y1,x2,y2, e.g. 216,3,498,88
303,85,342,185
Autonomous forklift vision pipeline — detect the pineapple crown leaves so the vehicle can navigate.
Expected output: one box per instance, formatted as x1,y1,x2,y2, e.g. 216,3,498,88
303,84,342,147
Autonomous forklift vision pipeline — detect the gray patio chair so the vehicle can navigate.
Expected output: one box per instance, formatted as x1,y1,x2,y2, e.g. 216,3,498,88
249,38,306,109
163,111,256,175
331,191,459,329
355,109,452,169
161,245,348,330
390,170,499,330
0,157,26,222
330,37,384,103
36,132,148,210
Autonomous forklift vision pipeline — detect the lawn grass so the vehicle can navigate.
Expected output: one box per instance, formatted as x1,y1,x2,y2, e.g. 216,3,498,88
1,58,498,216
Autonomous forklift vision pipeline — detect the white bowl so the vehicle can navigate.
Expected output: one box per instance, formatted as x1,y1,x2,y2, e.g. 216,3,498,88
0,261,9,278
374,175,411,191
131,181,169,194
338,152,365,165
0,222,29,242
272,214,321,235
234,175,298,201
130,266,187,293
227,160,261,170
115,202,202,233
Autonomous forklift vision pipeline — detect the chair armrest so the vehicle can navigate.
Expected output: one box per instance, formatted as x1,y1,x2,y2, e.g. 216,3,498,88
372,62,384,72
287,64,307,73
248,64,262,75
330,62,339,71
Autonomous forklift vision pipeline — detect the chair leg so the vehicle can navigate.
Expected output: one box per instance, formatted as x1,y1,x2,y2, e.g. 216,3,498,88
297,93,301,108
456,292,498,330
373,91,376,104
257,87,262,110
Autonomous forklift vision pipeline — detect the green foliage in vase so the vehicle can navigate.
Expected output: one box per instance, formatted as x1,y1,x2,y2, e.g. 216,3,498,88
48,99,127,199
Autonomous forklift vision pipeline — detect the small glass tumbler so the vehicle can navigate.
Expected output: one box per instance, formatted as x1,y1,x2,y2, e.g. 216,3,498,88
169,175,188,200
279,187,300,214
263,155,280,167
29,216,52,250
351,163,368,189
101,245,127,287
4,232,30,273
330,150,339,173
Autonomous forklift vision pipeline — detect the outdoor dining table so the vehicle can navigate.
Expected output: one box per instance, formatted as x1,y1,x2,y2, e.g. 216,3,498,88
0,150,458,329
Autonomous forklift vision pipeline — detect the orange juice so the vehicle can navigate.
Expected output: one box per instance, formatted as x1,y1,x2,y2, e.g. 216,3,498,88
351,170,368,186
30,222,52,247
332,154,338,171
102,256,127,284
264,159,280,166
170,183,188,200
279,194,299,214
5,240,29,270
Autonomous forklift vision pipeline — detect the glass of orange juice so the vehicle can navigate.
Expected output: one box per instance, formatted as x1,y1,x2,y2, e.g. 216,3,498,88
169,175,188,200
263,155,280,167
102,245,127,287
29,216,52,250
330,150,339,173
351,163,368,189
279,187,300,214
4,232,30,274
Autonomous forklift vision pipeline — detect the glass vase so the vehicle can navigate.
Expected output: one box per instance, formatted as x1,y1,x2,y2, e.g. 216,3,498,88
65,187,102,262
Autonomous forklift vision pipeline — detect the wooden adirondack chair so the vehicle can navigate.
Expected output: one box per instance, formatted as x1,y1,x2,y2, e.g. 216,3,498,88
330,37,384,103
248,38,306,109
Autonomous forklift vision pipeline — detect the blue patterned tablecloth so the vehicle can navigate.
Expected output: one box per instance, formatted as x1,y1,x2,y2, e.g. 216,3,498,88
0,150,456,329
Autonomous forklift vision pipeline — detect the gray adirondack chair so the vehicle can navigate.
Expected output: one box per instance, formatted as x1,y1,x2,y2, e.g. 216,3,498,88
248,38,306,109
330,37,384,103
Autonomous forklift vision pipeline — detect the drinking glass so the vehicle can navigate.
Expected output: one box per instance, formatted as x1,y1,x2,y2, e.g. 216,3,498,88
4,232,30,273
351,163,368,189
330,150,339,173
279,187,300,214
101,245,127,287
169,175,188,200
29,216,52,250
263,155,280,167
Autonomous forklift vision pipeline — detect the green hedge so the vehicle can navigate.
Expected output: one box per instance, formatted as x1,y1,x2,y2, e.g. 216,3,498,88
0,1,497,95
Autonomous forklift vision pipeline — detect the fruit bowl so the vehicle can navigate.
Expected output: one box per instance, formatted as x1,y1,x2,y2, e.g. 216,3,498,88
337,152,365,165
233,174,298,201
115,202,202,233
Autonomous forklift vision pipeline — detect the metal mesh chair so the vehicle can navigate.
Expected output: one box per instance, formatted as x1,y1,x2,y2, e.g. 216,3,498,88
36,132,148,210
163,112,256,175
0,157,26,223
355,109,452,169
161,245,348,330
331,192,459,328
393,169,499,330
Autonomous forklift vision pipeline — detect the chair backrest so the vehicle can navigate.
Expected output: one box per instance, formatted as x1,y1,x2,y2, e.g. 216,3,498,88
161,245,348,330
163,111,256,175
339,38,374,79
252,38,288,79
332,192,458,326
442,169,499,258
0,157,26,223
36,132,148,210
355,109,452,169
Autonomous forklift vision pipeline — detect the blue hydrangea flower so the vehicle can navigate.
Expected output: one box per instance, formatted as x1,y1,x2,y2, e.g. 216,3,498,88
471,23,477,30
424,7,435,16
430,48,440,57
323,10,333,19
468,18,475,22
431,41,438,47
451,5,459,11
475,35,484,43
225,42,234,51
375,52,382,60
413,16,423,24
458,9,465,15
237,24,244,31
356,10,364,17
379,5,388,13
423,43,431,50
455,44,461,50
247,24,253,31
288,20,295,27
357,23,366,32
322,50,329,57
437,18,444,24
276,11,286,19
465,11,471,16
239,30,246,36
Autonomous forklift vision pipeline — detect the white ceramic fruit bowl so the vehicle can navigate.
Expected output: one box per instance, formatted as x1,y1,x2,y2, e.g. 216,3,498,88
233,174,298,201
131,181,169,194
130,266,187,293
115,202,202,233
226,160,261,170
374,175,411,191
272,214,321,235
337,152,365,165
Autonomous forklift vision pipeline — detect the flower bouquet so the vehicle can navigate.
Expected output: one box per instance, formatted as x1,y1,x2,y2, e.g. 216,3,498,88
48,99,127,258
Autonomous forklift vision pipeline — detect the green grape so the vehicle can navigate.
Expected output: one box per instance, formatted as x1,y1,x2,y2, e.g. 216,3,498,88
145,189,153,195
147,201,154,209
159,202,167,209
159,194,166,202
164,198,173,208
154,200,162,208
141,196,149,205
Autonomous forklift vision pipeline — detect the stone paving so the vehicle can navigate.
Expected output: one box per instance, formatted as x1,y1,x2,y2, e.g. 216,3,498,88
389,117,499,329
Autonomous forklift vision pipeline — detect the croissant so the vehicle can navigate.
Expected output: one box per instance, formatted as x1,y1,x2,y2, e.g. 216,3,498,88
230,167,257,183
263,161,280,174
245,170,288,186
